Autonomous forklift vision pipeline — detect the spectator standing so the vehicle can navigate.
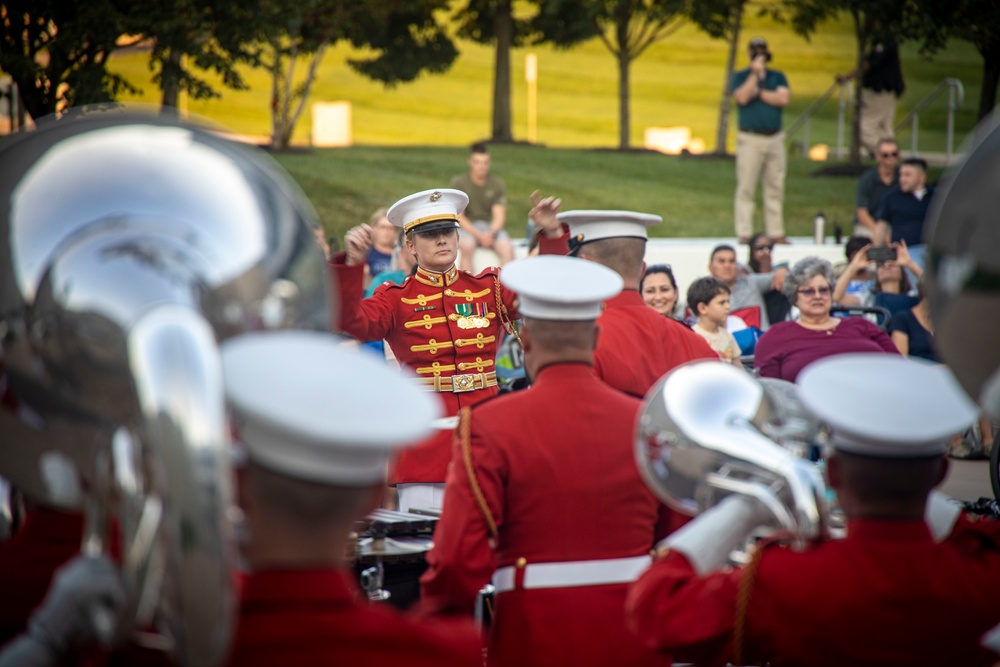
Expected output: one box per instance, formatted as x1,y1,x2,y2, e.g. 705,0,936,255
839,27,905,156
708,244,787,331
875,157,933,273
731,37,791,244
450,143,515,271
687,277,742,366
221,331,481,667
627,354,1000,667
854,138,900,237
420,256,672,667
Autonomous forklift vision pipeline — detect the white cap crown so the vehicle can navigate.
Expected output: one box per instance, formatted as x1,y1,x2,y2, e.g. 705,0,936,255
500,255,623,320
387,188,467,233
557,210,662,252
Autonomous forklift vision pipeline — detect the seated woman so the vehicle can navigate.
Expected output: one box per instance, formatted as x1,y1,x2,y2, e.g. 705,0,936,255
640,264,682,321
754,256,898,382
890,277,935,362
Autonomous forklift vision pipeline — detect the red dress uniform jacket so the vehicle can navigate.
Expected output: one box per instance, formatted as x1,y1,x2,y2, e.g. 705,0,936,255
0,508,83,648
594,290,717,397
626,517,1000,667
226,568,481,667
420,363,672,667
333,260,518,484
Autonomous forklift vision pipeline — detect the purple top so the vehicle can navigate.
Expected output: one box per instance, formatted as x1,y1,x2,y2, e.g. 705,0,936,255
754,317,899,382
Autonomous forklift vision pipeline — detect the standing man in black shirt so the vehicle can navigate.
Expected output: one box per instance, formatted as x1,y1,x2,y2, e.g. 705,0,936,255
838,23,905,157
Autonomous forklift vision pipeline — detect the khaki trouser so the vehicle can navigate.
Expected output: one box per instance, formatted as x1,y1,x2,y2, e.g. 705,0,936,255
860,89,897,157
734,131,786,239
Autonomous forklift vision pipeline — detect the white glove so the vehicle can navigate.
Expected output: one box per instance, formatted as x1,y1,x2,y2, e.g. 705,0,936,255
658,495,769,576
0,555,125,667
925,490,962,542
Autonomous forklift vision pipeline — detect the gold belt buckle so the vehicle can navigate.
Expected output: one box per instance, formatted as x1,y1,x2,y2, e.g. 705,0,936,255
452,373,477,393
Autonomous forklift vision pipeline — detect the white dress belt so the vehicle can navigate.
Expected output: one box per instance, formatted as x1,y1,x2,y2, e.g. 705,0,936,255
491,554,652,594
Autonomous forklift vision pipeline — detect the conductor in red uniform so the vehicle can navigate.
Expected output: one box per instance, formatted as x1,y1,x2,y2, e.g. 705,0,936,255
420,255,673,667
332,189,518,512
626,354,1000,667
560,210,716,397
221,331,481,667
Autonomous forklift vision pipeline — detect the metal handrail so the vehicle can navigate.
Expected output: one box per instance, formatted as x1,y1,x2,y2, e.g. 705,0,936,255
784,81,853,158
894,78,964,161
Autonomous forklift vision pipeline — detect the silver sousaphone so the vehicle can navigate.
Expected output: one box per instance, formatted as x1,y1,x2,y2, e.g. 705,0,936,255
0,110,331,665
635,361,830,550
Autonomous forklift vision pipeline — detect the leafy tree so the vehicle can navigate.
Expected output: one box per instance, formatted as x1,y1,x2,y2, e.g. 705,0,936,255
908,0,1000,121
767,0,909,165
452,0,534,143
0,0,137,121
531,0,689,150
123,0,263,111
255,0,457,150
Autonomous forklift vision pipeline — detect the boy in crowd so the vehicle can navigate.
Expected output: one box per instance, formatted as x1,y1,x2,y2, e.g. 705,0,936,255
687,277,742,366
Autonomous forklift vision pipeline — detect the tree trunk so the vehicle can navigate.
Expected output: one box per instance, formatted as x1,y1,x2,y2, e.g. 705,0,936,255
978,46,1000,122
849,10,866,165
160,47,182,112
714,6,743,155
269,46,283,150
616,9,631,150
491,0,513,143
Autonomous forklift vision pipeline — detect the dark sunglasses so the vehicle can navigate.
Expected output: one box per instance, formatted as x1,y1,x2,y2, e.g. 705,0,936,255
880,151,899,158
753,244,774,252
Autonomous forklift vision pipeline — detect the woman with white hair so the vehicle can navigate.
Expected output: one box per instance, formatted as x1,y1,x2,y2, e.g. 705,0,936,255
754,256,898,381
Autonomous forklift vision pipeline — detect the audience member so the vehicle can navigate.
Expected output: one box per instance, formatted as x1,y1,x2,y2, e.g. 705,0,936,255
834,240,918,309
365,208,396,287
687,277,742,366
890,277,935,362
853,138,900,237
641,264,682,319
559,211,717,398
420,256,672,667
837,25,906,156
627,354,1000,667
754,256,898,382
875,157,933,273
330,189,519,513
731,37,791,244
833,236,875,305
746,233,791,325
221,331,480,667
450,142,515,271
708,244,787,330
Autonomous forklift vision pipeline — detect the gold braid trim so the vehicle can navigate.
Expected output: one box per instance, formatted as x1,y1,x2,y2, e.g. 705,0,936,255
733,536,779,667
459,407,498,542
493,275,523,346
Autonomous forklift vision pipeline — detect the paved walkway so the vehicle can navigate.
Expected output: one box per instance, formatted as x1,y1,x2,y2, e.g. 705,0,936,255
941,458,995,502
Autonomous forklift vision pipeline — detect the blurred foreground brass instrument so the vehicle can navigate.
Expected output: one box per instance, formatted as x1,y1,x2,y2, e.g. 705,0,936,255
0,111,331,665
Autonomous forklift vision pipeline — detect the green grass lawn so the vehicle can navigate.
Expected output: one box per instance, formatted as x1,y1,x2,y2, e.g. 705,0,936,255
98,9,981,241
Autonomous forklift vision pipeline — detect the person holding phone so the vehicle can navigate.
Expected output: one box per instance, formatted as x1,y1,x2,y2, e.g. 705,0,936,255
833,240,921,308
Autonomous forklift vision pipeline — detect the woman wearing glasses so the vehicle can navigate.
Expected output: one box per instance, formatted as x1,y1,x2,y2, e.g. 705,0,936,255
754,256,898,381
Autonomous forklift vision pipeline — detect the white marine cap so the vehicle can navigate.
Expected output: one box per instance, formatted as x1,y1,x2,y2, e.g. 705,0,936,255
798,354,979,458
500,255,623,321
557,210,662,255
387,188,468,234
221,330,441,486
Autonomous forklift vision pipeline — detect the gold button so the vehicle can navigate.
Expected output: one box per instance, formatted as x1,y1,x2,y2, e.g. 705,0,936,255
515,557,527,568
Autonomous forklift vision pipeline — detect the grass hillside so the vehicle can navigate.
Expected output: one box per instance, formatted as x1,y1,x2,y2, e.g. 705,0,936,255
100,9,983,240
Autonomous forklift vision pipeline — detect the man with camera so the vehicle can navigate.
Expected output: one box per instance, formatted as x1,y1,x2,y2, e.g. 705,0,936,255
731,37,791,245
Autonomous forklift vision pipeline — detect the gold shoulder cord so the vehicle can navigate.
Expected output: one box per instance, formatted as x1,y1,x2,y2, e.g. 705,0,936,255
459,407,499,542
493,275,522,346
733,542,767,666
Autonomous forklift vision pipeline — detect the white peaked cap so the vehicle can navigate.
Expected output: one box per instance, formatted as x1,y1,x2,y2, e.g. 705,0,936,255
557,210,662,252
221,330,441,485
798,354,979,457
387,188,467,233
500,255,623,321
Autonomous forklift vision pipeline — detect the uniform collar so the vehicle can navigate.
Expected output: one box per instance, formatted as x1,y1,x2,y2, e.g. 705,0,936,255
415,264,460,288
603,289,643,308
846,518,932,542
